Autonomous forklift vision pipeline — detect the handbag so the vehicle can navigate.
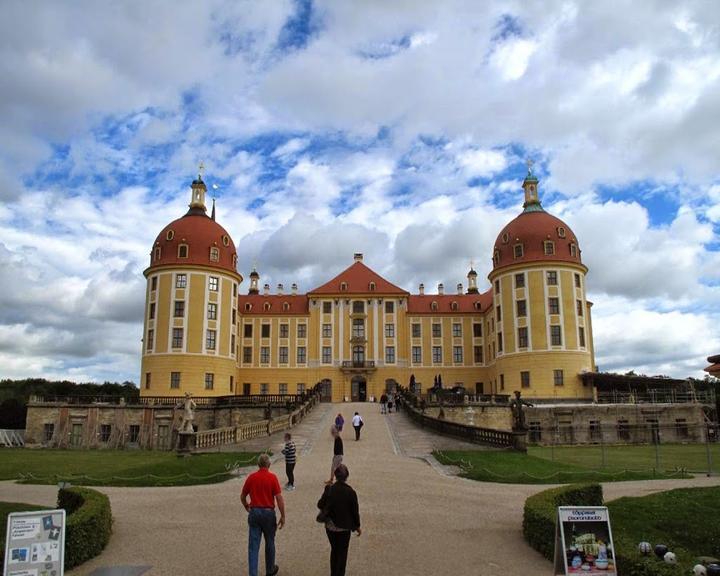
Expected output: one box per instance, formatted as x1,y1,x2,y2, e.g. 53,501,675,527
316,508,330,523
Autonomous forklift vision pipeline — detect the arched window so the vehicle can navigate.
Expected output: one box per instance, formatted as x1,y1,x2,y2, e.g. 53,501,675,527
473,302,481,311
264,302,271,311
451,301,458,311
570,243,578,257
493,249,500,265
178,244,189,258
283,302,290,311
209,247,220,262
431,301,438,311
369,282,376,291
245,303,252,312
153,246,161,261
340,282,348,291
232,254,238,268
513,244,524,258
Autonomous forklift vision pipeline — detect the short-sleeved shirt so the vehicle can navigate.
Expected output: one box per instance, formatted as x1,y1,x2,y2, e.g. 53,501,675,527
242,468,281,509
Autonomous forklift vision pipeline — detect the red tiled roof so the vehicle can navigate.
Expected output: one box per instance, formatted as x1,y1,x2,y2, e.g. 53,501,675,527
704,363,720,375
237,295,309,315
407,290,493,314
309,261,409,295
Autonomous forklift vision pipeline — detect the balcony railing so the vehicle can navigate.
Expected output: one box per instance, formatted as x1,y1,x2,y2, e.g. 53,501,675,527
341,361,376,369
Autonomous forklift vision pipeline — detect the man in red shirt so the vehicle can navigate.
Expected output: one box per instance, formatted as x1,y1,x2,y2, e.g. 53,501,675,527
241,453,286,576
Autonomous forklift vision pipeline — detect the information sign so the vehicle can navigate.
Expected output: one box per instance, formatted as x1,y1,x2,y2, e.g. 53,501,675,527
4,509,65,576
553,506,616,576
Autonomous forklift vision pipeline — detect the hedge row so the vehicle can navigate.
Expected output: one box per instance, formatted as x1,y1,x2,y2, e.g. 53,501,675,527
522,483,604,561
58,487,113,569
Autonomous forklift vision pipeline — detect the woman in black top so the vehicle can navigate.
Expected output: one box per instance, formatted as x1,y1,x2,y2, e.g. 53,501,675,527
328,425,343,484
318,464,361,576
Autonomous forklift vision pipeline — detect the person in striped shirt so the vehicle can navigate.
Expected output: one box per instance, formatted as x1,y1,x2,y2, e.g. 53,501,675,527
281,432,297,491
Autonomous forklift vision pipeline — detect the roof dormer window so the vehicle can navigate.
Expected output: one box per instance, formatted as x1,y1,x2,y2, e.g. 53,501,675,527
264,302,271,311
178,244,189,258
283,302,290,311
245,303,252,312
473,302,481,311
451,301,458,311
154,246,161,261
369,282,376,291
513,244,524,259
431,301,438,311
340,282,348,291
570,243,578,257
543,241,555,256
493,249,500,266
222,235,230,246
557,227,566,238
501,232,509,244
166,230,174,241
210,247,220,262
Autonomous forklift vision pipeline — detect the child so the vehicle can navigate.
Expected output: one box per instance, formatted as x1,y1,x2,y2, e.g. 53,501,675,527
281,432,296,490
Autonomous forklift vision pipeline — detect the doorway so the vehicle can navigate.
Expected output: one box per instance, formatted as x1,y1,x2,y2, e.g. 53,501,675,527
319,379,333,402
351,376,367,402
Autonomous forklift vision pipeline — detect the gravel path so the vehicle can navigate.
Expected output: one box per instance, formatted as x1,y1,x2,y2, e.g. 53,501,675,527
1,402,718,576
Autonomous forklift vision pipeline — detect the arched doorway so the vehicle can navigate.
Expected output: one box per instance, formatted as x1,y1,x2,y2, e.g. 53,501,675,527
351,375,367,402
319,379,332,402
385,378,398,394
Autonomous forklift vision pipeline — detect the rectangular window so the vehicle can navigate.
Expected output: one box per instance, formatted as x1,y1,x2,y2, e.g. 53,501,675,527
174,300,185,317
297,383,306,394
233,283,237,297
172,328,183,348
323,301,332,313
675,419,689,438
244,323,252,338
297,324,307,338
385,346,395,363
279,346,289,364
260,347,270,363
279,323,289,338
100,424,111,443
128,425,140,443
231,334,235,353
548,297,560,315
322,346,332,364
575,273,581,288
170,372,181,389
521,371,530,388
453,346,463,363
204,373,214,390
353,300,365,314
279,383,288,395
260,383,269,395
297,346,306,364
546,271,558,286
496,305,501,322
495,280,500,292
412,323,421,338
243,347,252,363
515,273,525,288
550,325,562,346
322,324,332,338
207,302,217,320
589,420,601,442
385,323,395,338
544,241,555,255
151,276,158,291
617,419,630,441
146,330,154,351
261,324,270,338
432,346,442,363
579,327,586,347
352,318,365,338
412,346,422,363
176,274,187,288
577,300,584,316
473,323,482,337
452,323,462,337
474,346,483,363
149,302,156,319
206,329,216,350
432,323,441,338
43,423,54,443
553,369,564,386
500,373,505,390
516,299,527,317
209,276,219,291
385,301,394,313
232,308,236,325
518,327,528,348
513,244,523,258
497,332,503,352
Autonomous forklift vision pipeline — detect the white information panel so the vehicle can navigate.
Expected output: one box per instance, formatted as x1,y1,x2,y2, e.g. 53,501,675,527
554,506,617,576
4,509,65,576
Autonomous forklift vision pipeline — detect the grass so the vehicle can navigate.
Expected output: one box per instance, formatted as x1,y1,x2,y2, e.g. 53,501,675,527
0,448,260,487
609,486,720,572
1,501,48,559
529,443,720,475
434,450,690,484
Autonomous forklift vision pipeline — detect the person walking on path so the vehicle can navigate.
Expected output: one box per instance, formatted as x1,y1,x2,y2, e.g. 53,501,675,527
380,393,388,414
351,412,364,441
328,425,344,484
241,453,285,576
281,432,296,491
317,464,361,576
334,412,345,432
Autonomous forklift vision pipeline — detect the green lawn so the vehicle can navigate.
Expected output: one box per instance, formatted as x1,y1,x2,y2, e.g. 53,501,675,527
1,501,48,561
529,443,720,475
0,449,260,487
434,450,690,484
609,486,720,572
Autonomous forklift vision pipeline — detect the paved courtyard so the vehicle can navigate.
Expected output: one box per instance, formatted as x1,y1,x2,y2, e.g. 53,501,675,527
2,402,718,576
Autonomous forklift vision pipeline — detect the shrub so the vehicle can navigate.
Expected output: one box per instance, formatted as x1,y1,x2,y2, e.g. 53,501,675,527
58,487,112,569
522,483,603,560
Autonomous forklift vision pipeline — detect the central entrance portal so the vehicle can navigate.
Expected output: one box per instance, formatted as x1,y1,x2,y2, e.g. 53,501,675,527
351,375,367,402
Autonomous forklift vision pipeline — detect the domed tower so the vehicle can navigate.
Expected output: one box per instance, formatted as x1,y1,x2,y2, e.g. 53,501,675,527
140,172,242,397
487,167,595,399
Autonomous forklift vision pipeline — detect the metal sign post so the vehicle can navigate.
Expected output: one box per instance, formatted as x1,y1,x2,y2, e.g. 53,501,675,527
4,509,66,576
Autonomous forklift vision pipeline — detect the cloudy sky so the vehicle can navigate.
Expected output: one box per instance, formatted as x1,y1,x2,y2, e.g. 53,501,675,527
0,0,718,383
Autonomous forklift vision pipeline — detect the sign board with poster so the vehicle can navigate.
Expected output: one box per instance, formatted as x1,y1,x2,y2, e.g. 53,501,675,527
553,506,617,576
4,509,66,576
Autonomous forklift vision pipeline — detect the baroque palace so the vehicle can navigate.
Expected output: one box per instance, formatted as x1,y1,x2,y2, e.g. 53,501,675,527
140,169,596,403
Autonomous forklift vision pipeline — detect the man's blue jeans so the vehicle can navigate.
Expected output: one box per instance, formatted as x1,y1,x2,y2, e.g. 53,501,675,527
248,508,277,576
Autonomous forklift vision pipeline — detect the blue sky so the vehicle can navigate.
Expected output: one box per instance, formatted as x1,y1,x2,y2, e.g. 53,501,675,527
0,0,718,382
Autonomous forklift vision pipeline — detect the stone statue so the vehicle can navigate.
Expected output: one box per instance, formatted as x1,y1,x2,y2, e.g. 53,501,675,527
511,390,533,432
178,393,197,433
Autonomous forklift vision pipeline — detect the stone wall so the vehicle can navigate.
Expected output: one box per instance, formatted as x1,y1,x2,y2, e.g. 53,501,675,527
426,405,513,431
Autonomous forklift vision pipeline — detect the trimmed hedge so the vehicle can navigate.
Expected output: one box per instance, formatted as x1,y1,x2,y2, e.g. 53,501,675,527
522,483,604,561
58,487,112,569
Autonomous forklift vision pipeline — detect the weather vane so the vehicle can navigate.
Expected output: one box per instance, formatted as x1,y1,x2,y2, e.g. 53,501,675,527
526,158,534,175
198,161,205,178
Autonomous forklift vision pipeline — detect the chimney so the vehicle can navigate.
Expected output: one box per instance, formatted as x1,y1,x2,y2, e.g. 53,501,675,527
438,283,444,295
457,283,463,295
419,283,425,295
291,283,298,295
277,283,284,295
353,253,363,262
263,283,270,296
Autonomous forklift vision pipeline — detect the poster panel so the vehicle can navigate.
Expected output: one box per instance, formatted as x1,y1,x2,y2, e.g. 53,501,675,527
555,506,617,576
4,509,65,576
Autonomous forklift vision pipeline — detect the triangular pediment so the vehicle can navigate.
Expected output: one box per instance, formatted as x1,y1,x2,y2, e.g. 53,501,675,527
309,261,408,295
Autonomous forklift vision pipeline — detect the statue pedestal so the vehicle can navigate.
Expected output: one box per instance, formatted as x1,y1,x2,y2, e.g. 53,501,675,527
176,431,196,456
511,430,528,453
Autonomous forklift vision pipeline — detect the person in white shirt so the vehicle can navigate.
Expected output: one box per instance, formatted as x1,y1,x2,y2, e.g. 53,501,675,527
351,412,364,441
